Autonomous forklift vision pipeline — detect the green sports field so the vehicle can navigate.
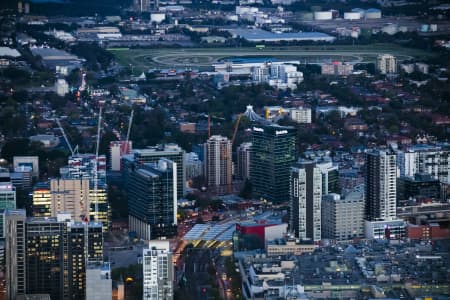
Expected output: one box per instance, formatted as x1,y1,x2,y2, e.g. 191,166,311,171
109,44,433,73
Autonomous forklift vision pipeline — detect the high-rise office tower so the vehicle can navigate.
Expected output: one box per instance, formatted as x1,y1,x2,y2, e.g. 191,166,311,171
123,144,186,198
204,135,232,191
61,154,110,231
37,179,108,232
236,142,252,180
25,217,69,299
88,187,109,231
32,182,51,217
143,240,173,300
67,220,103,299
128,159,177,240
0,182,16,238
321,186,365,241
50,178,90,221
365,149,397,221
5,209,26,300
290,161,322,242
6,212,103,300
251,124,296,203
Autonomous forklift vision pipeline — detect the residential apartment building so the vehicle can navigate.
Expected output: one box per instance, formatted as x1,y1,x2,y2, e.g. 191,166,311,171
290,161,322,242
397,145,450,184
321,187,365,240
143,240,173,300
365,149,397,221
204,135,232,192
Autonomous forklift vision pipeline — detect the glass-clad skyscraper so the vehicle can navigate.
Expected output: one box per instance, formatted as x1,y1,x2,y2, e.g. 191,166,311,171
6,211,103,300
123,144,186,198
250,124,296,203
127,159,177,240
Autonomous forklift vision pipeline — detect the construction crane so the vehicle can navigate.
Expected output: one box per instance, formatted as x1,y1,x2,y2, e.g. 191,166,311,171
93,107,102,222
56,118,78,156
201,114,227,138
224,114,243,195
231,114,242,147
208,115,210,138
125,109,134,152
84,107,102,266
227,105,261,193
55,110,103,265
231,105,264,146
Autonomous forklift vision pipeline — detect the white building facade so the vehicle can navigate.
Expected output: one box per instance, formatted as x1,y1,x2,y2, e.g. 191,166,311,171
377,54,397,74
397,145,450,184
55,78,69,96
365,149,397,221
204,135,232,189
252,63,303,90
290,162,322,242
321,187,365,241
143,240,174,300
289,107,311,124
